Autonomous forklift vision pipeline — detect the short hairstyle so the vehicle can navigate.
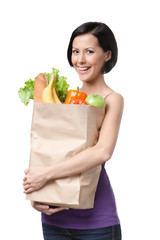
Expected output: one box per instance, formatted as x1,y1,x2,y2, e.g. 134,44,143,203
67,22,118,74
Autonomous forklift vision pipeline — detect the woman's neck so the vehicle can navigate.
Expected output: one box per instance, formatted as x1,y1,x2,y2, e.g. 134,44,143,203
80,76,111,96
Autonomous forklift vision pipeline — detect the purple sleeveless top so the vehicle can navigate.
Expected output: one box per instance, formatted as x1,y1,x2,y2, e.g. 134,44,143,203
42,164,120,229
42,93,120,229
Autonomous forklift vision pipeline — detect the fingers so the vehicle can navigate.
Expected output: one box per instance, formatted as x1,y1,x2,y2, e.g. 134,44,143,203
23,175,36,193
23,178,35,193
23,167,47,194
23,175,31,186
33,202,69,215
24,187,34,194
23,182,41,194
23,181,37,194
23,184,36,194
23,180,32,193
23,172,29,188
23,176,28,183
43,207,69,215
24,168,30,174
33,202,50,211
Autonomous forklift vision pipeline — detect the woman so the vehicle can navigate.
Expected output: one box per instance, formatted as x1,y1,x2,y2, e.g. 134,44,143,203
23,22,124,240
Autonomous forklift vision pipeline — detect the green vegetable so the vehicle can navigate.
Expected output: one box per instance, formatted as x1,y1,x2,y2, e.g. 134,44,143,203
18,78,35,106
46,68,70,103
45,68,59,83
18,68,70,105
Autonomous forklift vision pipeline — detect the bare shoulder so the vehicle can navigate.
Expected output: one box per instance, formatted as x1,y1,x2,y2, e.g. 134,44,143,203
105,92,124,110
97,92,124,151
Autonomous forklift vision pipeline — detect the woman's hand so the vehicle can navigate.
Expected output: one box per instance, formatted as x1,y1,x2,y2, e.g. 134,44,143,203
31,201,69,215
23,167,50,194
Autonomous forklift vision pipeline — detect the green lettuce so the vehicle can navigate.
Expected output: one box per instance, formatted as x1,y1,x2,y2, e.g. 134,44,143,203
18,78,35,106
18,68,70,105
45,68,70,103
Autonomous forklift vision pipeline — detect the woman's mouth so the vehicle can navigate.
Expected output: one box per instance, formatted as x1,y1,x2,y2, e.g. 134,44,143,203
78,66,91,74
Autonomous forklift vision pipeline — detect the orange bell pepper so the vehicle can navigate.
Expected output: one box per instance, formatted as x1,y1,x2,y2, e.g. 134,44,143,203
70,99,88,105
65,87,87,104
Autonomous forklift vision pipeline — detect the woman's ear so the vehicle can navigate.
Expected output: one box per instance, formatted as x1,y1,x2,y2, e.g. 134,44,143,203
104,50,112,62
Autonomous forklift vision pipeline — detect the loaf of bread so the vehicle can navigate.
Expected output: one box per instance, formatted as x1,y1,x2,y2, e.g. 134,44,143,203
34,73,48,102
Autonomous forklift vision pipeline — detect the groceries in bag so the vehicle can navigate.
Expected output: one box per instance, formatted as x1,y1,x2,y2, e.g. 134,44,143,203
18,67,106,108
19,67,105,208
18,68,69,105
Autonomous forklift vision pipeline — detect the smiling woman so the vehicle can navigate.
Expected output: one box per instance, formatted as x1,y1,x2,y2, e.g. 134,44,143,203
24,22,123,240
67,22,118,74
71,34,111,83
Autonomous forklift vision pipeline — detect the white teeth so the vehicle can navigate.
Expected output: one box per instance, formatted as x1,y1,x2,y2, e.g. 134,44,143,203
79,67,89,70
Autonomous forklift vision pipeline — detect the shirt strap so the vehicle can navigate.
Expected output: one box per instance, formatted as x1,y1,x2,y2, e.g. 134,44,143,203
104,92,114,100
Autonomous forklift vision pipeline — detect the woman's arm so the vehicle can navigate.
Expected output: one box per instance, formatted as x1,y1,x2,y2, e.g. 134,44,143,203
48,92,124,178
31,201,69,215
23,93,124,193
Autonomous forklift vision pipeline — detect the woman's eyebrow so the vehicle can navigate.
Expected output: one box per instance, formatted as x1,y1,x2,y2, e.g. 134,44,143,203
72,47,95,50
85,47,95,50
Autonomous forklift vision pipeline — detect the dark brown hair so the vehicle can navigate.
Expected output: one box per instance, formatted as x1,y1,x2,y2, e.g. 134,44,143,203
67,22,118,74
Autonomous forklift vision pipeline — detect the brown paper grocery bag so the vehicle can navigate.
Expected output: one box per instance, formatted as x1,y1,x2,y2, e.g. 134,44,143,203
26,102,105,209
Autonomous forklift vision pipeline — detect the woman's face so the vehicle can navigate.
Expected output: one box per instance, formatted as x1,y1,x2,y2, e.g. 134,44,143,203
71,33,110,83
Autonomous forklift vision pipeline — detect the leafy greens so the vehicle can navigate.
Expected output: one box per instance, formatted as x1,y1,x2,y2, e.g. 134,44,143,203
18,68,70,105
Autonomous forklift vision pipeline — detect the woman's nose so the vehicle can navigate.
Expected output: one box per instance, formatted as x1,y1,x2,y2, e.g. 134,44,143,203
78,53,86,64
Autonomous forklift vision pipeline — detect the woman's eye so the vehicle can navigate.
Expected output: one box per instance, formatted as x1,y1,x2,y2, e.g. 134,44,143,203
87,50,94,54
72,50,79,54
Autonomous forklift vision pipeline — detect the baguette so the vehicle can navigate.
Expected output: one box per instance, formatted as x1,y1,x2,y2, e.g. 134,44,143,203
34,73,48,102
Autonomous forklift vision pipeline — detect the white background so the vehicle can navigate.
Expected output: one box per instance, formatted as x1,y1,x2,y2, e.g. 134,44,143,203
0,0,160,239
